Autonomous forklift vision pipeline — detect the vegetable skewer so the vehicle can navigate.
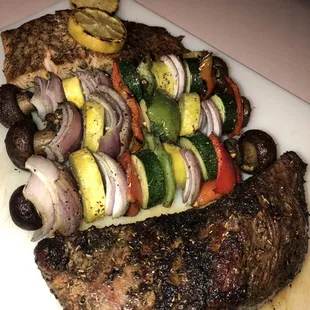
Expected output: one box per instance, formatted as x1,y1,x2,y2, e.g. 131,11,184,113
2,51,279,240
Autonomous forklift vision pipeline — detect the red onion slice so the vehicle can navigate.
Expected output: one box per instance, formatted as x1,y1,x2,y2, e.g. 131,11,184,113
97,85,133,156
104,155,128,218
89,92,124,159
46,102,83,162
25,155,59,240
56,103,83,160
160,55,179,98
103,98,120,130
26,155,60,181
25,155,82,240
168,55,186,99
30,84,45,120
44,143,57,161
207,99,222,137
31,77,53,120
37,77,54,114
98,129,122,160
77,69,112,99
93,152,128,218
31,74,64,121
54,167,82,235
93,153,114,216
45,72,65,109
31,111,47,130
46,103,70,162
23,174,55,241
180,149,202,205
201,100,214,136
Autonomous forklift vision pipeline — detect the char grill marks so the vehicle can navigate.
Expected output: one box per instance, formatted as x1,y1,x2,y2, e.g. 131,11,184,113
34,152,308,310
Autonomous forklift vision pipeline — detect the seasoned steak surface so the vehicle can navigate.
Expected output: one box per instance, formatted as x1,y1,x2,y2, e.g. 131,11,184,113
1,10,187,89
35,152,308,310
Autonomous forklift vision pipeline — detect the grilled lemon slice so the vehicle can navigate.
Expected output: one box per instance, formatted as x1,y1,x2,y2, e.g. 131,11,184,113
70,0,119,14
69,148,106,223
82,101,105,152
68,8,127,53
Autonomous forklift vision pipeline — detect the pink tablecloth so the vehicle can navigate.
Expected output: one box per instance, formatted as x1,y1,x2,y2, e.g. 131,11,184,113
1,0,309,103
136,0,310,104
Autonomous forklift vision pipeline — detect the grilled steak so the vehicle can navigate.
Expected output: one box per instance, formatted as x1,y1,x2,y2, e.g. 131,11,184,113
1,10,187,89
34,151,308,310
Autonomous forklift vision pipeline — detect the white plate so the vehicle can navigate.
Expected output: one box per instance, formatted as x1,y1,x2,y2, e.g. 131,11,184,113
0,1,309,309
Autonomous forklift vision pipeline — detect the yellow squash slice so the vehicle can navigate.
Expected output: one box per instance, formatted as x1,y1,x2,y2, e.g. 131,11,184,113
62,76,85,109
69,148,106,223
179,92,201,136
82,101,104,152
163,143,186,189
151,61,175,97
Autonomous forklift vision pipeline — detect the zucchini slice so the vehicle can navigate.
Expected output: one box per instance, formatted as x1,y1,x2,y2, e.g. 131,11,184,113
137,55,157,106
145,134,176,207
133,150,166,208
131,154,149,209
211,93,237,133
179,132,217,181
118,59,143,101
183,58,207,94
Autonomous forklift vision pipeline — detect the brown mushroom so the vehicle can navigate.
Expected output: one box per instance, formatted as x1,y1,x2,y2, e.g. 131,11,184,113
33,127,57,156
5,119,37,170
213,56,229,77
242,96,252,128
16,91,36,115
213,56,230,94
9,185,42,231
238,129,277,174
224,138,243,166
0,84,26,128
0,84,35,128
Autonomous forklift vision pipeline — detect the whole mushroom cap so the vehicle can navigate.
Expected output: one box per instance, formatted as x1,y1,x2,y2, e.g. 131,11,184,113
0,84,25,128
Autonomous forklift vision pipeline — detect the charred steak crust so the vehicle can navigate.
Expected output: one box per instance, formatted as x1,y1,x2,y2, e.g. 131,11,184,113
34,151,308,310
1,10,188,89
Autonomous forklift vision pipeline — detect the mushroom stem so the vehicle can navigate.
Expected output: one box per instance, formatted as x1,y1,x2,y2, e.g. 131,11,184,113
33,128,57,156
16,91,36,115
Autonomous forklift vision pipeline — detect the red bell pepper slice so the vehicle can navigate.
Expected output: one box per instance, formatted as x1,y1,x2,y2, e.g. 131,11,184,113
126,97,144,152
200,53,216,99
111,61,129,99
119,152,143,217
209,133,237,194
111,61,144,152
225,76,244,138
195,179,223,207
